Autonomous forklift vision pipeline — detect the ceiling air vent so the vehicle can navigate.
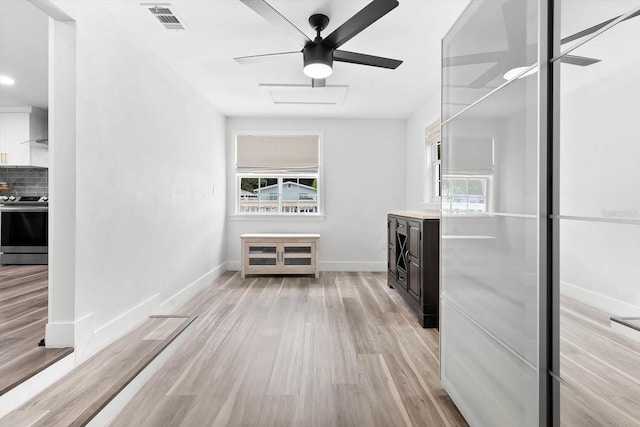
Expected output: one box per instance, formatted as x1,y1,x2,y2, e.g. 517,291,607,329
143,4,185,31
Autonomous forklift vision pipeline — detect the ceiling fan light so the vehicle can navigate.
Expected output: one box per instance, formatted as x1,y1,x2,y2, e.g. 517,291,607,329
304,63,333,79
0,75,15,86
303,43,333,79
503,65,538,81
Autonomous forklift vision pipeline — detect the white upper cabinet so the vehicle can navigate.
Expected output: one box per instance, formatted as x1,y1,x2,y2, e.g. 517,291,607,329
0,106,48,167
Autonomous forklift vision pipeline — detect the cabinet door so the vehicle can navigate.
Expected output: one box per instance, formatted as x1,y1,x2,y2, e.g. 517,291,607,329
245,243,278,270
408,221,421,258
395,220,408,273
281,242,315,270
408,257,421,301
388,218,396,274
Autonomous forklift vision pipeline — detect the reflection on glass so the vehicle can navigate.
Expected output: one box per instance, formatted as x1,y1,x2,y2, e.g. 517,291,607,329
442,0,538,120
557,4,640,425
559,1,640,54
440,0,540,420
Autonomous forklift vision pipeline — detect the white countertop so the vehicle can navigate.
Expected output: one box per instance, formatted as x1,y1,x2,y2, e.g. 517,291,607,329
389,210,440,220
241,233,320,238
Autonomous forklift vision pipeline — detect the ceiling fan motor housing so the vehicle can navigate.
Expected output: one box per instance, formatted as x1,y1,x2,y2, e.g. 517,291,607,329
303,43,334,69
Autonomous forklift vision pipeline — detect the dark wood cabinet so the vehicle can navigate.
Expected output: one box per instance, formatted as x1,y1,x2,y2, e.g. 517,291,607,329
387,212,440,328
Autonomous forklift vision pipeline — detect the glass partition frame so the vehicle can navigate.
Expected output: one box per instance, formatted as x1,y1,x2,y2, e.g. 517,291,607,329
440,1,551,426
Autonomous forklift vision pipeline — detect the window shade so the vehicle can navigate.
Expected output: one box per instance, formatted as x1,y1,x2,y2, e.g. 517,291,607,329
444,136,494,174
426,121,441,143
236,135,319,173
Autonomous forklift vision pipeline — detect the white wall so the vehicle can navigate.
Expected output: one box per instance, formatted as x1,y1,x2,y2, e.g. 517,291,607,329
226,117,406,272
52,2,227,360
559,44,640,316
405,100,440,212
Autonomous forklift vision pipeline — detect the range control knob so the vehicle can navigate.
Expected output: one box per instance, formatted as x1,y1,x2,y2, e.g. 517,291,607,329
42,196,49,202
1,196,8,201
9,195,16,201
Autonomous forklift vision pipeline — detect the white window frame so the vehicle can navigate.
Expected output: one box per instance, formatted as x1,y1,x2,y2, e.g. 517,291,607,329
236,174,320,215
441,174,493,214
233,131,324,218
425,121,441,204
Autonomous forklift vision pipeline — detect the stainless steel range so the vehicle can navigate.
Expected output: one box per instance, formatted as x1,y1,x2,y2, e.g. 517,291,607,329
0,195,49,265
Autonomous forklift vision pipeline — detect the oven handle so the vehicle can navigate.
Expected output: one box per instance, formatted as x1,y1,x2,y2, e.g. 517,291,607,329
0,206,49,212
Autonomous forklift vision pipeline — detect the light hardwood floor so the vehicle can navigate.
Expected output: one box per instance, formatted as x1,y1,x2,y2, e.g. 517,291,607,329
112,271,468,427
0,314,195,426
0,265,72,395
560,295,640,426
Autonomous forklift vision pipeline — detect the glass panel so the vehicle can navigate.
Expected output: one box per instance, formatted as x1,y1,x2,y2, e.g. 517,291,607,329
558,378,625,426
442,215,538,364
442,0,538,121
441,300,537,427
560,1,640,53
239,176,318,214
284,258,311,266
557,4,640,425
441,2,541,424
443,75,538,216
284,246,311,254
248,246,277,255
249,258,277,266
559,11,640,219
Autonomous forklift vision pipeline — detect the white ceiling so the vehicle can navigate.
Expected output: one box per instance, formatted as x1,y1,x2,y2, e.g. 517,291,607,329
0,0,470,119
2,0,635,119
0,0,49,110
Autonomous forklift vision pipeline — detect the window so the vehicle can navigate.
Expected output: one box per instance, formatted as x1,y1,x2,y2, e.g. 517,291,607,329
425,121,441,203
431,140,442,198
235,134,321,215
441,175,491,213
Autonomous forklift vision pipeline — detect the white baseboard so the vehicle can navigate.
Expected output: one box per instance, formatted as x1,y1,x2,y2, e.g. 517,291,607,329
158,262,227,314
73,262,226,363
611,320,640,343
0,352,76,417
319,261,386,272
74,293,160,364
87,318,196,426
226,260,241,271
45,321,75,348
561,280,640,316
226,260,386,272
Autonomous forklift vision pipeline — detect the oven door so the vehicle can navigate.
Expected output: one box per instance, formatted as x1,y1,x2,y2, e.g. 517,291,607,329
0,206,48,253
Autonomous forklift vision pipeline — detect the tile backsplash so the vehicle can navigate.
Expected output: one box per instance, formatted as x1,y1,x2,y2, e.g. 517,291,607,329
0,167,48,197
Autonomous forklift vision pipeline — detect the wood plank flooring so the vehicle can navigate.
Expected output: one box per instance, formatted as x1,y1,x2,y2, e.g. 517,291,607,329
0,315,195,426
112,272,468,427
0,265,73,395
560,295,640,426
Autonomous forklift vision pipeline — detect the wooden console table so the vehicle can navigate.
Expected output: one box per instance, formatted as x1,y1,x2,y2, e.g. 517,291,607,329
240,234,320,278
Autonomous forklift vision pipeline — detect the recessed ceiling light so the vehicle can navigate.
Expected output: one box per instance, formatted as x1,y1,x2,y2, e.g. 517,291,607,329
0,75,16,86
503,66,538,81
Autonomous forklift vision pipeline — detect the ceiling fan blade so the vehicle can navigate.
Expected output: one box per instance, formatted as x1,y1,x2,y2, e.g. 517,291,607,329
322,0,399,49
234,51,301,64
238,0,311,47
312,78,326,88
560,54,601,66
468,62,503,89
561,10,639,45
442,51,508,67
501,0,527,66
334,50,402,69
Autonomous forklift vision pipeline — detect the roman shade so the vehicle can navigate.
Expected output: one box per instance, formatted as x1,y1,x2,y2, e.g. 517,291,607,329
445,136,494,174
426,121,441,144
236,135,319,173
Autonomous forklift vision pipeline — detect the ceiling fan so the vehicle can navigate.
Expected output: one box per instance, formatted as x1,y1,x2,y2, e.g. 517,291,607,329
443,0,615,89
235,0,403,88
